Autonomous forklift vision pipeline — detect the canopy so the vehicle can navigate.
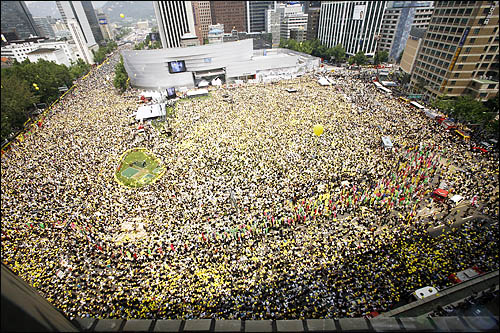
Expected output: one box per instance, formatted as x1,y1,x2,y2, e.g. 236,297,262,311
198,80,209,87
317,77,331,86
186,89,209,97
136,103,167,121
381,136,393,149
211,77,222,86
450,194,464,204
410,101,425,109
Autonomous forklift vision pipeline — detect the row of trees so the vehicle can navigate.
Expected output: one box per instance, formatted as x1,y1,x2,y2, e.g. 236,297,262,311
92,40,118,64
279,38,389,66
134,34,161,50
113,55,129,93
1,58,92,143
431,94,499,137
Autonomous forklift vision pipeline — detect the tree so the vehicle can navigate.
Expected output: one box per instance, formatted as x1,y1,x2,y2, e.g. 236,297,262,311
374,50,389,65
113,55,129,93
1,74,38,142
69,58,90,81
348,56,355,65
331,44,346,64
353,51,367,66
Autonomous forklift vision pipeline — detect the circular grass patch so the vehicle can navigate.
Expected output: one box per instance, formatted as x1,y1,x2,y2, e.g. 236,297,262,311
115,148,165,188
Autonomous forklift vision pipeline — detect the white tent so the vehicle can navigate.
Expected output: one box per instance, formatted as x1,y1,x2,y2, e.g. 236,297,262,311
212,77,222,86
135,103,166,121
382,136,393,149
198,80,209,88
186,89,209,98
318,77,331,86
450,194,464,205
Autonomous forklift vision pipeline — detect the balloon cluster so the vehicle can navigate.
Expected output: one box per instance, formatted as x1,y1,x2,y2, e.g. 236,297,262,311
33,83,39,91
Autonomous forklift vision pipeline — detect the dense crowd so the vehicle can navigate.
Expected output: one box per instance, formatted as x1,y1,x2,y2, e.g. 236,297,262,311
1,50,498,321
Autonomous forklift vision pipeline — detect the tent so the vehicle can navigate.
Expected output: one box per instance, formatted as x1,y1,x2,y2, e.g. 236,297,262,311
317,77,331,86
211,77,222,86
381,136,393,150
198,80,209,88
450,194,464,205
431,188,449,202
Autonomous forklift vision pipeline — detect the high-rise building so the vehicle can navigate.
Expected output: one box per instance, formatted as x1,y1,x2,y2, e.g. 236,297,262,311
56,1,101,47
379,1,434,62
1,1,42,39
280,13,309,40
305,2,321,41
67,18,95,64
318,1,388,56
95,10,113,41
265,7,281,47
410,1,499,102
192,1,212,44
153,1,199,48
33,17,56,39
400,27,426,75
210,1,246,33
247,1,276,33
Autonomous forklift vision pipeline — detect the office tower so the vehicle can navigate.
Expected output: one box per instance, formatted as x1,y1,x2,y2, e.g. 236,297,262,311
192,1,212,44
210,1,247,33
96,10,113,41
318,1,388,56
56,1,101,47
266,7,281,47
247,1,276,33
33,17,56,39
153,1,199,48
305,1,321,40
410,1,499,101
67,18,94,64
400,27,426,75
379,1,434,62
1,1,42,39
280,13,309,40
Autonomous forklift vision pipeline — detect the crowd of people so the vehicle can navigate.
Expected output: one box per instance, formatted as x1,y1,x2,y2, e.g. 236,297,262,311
1,49,498,321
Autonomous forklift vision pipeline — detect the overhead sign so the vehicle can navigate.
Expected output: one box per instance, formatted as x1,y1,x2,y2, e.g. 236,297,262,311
98,18,107,25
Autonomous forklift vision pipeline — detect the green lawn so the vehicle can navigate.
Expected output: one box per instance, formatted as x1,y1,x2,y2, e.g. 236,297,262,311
115,149,164,188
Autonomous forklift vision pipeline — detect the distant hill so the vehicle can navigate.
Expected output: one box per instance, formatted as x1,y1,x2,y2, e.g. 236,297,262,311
26,1,61,19
101,1,155,23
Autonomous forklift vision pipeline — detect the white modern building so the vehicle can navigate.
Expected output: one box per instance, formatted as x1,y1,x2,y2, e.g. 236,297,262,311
379,1,434,62
27,47,70,66
318,1,388,56
153,1,199,48
122,39,320,90
1,39,76,64
280,13,308,40
67,18,95,64
56,1,98,47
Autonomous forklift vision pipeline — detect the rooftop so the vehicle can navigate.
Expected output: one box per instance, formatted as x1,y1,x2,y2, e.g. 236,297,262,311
27,48,57,55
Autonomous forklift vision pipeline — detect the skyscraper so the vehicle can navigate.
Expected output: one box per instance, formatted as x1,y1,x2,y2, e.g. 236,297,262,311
33,16,56,39
410,1,499,102
192,1,212,44
379,1,434,62
153,1,199,48
210,1,247,33
305,1,321,41
56,1,101,47
318,1,388,56
247,1,276,33
1,1,42,40
67,18,94,64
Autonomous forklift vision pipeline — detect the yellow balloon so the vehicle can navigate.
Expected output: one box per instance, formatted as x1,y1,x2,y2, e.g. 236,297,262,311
35,86,39,90
313,124,324,136
33,83,37,87
120,13,125,18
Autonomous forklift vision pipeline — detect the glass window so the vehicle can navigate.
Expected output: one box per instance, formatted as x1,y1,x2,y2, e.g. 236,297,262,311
458,64,463,70
454,73,459,78
473,28,480,35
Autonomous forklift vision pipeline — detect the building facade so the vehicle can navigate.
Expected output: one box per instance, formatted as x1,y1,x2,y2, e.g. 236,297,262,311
410,1,499,101
96,10,113,41
1,39,77,63
192,1,212,44
306,7,321,40
1,1,42,40
318,1,388,56
27,47,70,66
400,26,426,75
67,18,95,64
153,1,198,48
247,1,276,33
280,13,309,40
209,1,247,33
379,1,434,62
80,1,104,45
33,17,56,39
56,1,99,48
